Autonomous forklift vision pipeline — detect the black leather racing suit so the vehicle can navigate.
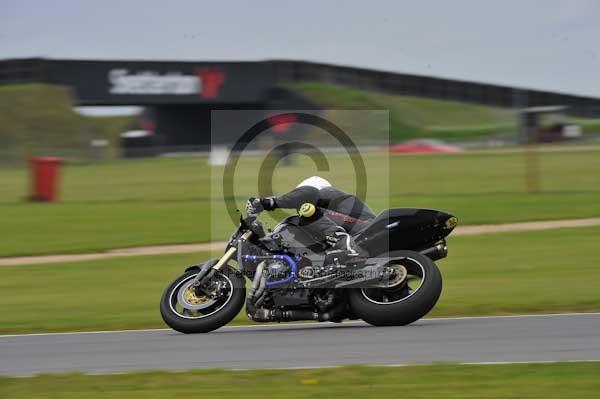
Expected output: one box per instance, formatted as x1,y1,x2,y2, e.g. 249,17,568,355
269,186,375,243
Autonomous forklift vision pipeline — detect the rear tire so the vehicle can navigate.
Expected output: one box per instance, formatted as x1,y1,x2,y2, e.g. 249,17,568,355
160,265,246,333
348,251,442,326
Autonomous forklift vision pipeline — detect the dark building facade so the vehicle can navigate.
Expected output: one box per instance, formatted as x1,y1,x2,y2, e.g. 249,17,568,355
2,57,600,147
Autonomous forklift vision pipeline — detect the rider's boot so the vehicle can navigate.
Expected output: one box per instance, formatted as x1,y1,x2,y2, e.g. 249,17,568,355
324,228,364,268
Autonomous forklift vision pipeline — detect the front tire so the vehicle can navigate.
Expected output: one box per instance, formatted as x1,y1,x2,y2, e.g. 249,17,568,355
160,265,246,333
348,250,442,326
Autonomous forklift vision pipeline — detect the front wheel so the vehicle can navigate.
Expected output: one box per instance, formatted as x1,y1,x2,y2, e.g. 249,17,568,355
160,265,246,333
348,250,442,326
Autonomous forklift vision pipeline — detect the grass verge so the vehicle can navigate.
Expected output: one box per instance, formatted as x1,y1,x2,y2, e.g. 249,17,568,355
1,151,600,257
2,363,600,398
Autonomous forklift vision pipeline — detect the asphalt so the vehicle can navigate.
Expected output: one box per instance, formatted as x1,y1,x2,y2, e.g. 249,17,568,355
1,313,599,376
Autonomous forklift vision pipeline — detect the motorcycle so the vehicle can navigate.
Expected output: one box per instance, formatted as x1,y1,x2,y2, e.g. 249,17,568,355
160,208,457,333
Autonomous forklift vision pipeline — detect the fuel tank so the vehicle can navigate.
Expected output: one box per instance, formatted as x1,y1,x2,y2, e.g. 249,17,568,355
269,216,327,257
354,208,457,256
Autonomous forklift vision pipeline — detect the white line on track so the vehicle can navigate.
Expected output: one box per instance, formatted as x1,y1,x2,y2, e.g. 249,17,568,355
8,359,600,379
1,311,599,339
228,359,600,372
11,360,599,377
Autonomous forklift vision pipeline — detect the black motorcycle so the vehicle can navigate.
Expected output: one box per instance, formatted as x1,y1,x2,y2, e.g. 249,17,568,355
160,208,457,333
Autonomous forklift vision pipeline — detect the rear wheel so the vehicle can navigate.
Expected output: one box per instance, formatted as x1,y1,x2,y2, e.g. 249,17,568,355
348,250,442,326
160,265,245,333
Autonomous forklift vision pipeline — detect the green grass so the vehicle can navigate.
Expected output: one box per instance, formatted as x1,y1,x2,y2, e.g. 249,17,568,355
0,84,133,163
290,82,600,141
1,150,600,257
2,363,600,398
1,226,599,334
290,82,517,141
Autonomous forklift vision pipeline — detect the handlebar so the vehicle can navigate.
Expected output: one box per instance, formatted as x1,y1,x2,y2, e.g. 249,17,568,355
240,214,266,238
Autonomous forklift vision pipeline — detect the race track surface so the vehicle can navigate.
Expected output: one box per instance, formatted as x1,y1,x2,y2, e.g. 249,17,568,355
1,313,599,376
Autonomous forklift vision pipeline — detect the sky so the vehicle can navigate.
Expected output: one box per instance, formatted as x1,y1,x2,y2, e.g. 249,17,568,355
2,0,600,99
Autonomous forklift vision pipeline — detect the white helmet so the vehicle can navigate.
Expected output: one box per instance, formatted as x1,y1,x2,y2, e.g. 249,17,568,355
296,176,332,190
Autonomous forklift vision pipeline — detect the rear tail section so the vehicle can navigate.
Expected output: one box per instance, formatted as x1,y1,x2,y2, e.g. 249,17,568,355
354,208,456,256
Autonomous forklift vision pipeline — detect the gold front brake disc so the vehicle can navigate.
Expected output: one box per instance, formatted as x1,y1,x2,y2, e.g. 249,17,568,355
182,286,210,305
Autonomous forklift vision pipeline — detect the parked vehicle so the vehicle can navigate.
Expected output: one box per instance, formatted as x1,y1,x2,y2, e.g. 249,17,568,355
388,139,462,153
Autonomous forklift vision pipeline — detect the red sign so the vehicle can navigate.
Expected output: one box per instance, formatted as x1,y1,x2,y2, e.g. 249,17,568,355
196,68,226,99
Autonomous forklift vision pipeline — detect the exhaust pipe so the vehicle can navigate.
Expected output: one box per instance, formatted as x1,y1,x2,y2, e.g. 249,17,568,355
420,241,447,261
251,302,346,322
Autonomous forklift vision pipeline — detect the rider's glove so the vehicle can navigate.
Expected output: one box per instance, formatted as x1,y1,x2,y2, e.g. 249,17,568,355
246,197,264,216
246,197,276,216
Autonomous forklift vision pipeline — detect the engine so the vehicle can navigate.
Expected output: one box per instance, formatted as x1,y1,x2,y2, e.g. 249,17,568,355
266,260,291,281
244,254,347,323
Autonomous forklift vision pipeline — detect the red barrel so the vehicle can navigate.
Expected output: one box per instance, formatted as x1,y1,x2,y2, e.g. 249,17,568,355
29,157,63,202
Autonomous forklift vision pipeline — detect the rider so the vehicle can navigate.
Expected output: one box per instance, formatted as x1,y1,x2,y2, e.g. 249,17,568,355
246,176,375,260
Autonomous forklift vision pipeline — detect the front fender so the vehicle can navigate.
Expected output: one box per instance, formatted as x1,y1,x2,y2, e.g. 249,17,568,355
185,259,218,273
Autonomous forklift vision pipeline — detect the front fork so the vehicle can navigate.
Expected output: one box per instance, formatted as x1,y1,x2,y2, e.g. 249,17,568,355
213,230,253,270
190,230,253,287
